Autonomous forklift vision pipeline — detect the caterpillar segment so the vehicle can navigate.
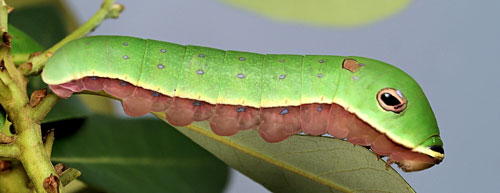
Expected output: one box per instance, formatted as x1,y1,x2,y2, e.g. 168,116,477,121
42,36,444,172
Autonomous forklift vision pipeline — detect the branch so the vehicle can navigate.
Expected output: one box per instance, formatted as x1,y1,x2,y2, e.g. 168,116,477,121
0,0,8,33
0,52,29,108
22,0,125,76
0,133,14,144
0,143,19,158
0,1,27,93
32,93,59,124
53,163,81,186
17,123,60,193
0,1,125,192
59,168,81,186
0,73,8,100
44,129,55,158
0,66,29,108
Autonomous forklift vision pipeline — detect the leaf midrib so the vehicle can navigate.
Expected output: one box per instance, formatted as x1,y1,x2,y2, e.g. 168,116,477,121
170,116,352,192
51,156,212,168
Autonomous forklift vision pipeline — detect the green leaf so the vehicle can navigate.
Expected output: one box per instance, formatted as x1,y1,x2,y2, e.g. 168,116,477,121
7,0,78,48
219,0,412,27
0,106,7,134
51,115,229,193
153,113,414,193
9,24,44,64
43,97,90,123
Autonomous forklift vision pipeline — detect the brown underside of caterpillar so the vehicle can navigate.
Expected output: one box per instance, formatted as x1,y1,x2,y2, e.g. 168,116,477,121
49,77,439,172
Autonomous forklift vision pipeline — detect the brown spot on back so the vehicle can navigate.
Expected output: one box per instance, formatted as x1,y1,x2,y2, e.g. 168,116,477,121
343,59,360,72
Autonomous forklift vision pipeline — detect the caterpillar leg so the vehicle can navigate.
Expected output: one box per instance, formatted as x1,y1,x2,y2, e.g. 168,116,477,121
81,76,105,91
300,104,330,135
121,87,156,117
165,97,214,126
209,104,260,136
103,79,135,98
326,104,351,139
258,106,301,142
327,103,385,146
49,84,75,98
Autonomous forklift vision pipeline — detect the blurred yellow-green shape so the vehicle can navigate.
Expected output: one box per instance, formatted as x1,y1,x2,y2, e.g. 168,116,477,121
219,0,412,27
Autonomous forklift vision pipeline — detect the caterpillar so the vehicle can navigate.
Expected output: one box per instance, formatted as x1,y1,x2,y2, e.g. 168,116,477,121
42,36,444,172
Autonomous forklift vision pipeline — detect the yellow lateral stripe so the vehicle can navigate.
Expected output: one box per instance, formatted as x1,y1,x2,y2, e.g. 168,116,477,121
49,71,342,107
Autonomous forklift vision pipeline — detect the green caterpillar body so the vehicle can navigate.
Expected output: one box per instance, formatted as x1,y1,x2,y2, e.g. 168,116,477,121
42,36,444,171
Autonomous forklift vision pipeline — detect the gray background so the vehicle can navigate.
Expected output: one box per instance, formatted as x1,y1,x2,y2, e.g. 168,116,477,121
66,0,500,192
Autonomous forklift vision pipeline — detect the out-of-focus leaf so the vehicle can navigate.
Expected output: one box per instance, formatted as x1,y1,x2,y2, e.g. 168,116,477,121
7,0,78,48
43,97,90,123
51,115,229,193
77,95,117,115
219,0,412,27
0,115,11,137
63,180,105,193
153,113,414,193
9,24,44,64
0,106,6,134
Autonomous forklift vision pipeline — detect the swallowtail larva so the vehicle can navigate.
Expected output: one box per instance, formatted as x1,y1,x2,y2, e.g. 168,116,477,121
42,36,444,172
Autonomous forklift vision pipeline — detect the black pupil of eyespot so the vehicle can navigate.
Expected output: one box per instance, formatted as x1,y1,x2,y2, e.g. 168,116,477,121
381,93,401,106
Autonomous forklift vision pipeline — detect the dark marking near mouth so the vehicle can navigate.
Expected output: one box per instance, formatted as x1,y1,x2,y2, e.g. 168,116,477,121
429,145,444,154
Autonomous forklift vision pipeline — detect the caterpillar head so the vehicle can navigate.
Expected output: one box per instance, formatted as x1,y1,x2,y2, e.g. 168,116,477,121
336,57,444,171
